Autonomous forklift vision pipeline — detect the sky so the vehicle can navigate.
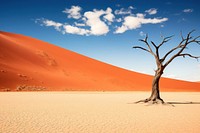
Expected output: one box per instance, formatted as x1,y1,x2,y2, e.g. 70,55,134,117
0,0,200,81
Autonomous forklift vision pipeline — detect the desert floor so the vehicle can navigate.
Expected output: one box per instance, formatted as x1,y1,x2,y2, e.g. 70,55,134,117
0,92,200,133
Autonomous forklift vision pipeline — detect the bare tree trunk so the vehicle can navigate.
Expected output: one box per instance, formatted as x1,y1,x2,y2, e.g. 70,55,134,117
149,70,162,99
148,67,164,103
135,66,165,104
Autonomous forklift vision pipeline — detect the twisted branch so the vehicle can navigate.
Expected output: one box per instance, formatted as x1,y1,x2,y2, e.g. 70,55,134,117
133,30,200,69
178,54,200,61
164,30,200,67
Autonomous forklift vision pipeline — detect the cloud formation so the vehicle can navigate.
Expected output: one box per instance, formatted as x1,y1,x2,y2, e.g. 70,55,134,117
183,9,193,13
103,8,115,23
36,19,63,31
63,25,90,35
115,14,168,33
145,8,157,15
37,5,168,36
114,6,134,15
83,8,113,35
63,6,82,19
38,7,115,36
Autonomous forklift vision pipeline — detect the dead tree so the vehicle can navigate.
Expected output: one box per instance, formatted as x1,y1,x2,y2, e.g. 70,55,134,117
133,30,200,104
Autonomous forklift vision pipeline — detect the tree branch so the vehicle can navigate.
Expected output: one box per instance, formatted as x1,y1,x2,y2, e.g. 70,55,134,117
139,35,154,54
163,30,199,67
161,44,184,62
188,29,195,36
178,53,200,61
136,35,157,59
188,36,200,44
132,46,150,53
151,41,157,49
133,30,200,69
158,35,174,48
150,41,160,59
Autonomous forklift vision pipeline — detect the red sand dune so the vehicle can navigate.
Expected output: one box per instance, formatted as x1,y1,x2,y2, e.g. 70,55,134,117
0,31,200,91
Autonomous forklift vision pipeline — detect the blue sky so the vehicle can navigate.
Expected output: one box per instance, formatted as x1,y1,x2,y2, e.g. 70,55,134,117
0,0,200,81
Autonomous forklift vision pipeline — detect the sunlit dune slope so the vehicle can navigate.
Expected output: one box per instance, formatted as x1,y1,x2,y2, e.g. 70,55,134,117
0,31,199,91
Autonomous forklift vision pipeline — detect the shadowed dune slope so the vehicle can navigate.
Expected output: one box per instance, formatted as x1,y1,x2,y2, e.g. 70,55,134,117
0,31,200,91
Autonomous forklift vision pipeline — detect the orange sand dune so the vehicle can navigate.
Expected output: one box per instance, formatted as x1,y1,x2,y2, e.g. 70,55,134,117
0,31,200,91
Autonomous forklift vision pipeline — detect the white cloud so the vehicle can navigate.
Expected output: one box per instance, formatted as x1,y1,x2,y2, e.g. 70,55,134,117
74,22,86,26
37,5,169,36
136,13,145,18
63,25,90,35
115,25,128,34
115,14,168,34
38,19,63,31
123,16,142,28
183,9,193,13
39,7,114,36
141,17,168,24
103,8,115,22
145,8,157,15
63,6,82,19
37,19,88,35
84,8,110,35
114,6,133,15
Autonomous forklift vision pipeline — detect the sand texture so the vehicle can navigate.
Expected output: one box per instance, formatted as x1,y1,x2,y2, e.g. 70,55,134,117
1,92,200,133
0,31,200,91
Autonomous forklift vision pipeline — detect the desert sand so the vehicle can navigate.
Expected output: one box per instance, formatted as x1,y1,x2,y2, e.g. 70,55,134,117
0,31,200,91
0,92,200,133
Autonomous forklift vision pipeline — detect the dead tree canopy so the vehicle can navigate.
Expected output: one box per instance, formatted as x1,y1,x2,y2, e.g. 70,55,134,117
133,30,200,104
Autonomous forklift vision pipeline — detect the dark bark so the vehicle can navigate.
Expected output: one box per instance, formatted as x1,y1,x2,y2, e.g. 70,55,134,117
135,67,164,104
148,67,164,103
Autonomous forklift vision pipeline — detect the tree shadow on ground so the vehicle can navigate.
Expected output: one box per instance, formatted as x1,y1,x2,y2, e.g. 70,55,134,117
166,101,200,104
166,101,200,107
128,101,200,107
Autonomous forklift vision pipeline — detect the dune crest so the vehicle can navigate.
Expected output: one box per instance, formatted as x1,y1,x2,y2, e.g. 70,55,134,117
0,31,200,91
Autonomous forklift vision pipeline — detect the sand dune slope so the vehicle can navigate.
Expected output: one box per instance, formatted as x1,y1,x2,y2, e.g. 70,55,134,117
0,31,200,91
